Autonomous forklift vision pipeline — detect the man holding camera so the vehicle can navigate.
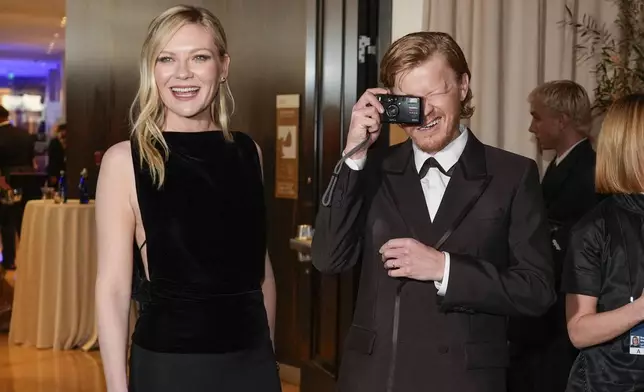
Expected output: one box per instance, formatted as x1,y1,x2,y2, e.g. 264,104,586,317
311,32,555,392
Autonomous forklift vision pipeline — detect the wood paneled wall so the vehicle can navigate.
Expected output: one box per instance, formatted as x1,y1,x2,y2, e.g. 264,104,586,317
66,0,308,366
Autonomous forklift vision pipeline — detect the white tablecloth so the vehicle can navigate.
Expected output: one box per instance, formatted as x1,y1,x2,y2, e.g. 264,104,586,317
9,199,98,350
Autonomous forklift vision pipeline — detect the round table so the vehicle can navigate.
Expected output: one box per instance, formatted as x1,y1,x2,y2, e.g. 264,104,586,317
9,199,98,350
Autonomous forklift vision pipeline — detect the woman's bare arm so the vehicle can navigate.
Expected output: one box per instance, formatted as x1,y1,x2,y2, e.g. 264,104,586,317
254,141,277,348
566,291,644,349
95,142,136,392
263,252,277,346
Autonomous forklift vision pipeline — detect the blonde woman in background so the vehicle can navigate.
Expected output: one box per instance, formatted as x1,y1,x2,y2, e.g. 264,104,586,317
95,5,280,392
562,93,644,391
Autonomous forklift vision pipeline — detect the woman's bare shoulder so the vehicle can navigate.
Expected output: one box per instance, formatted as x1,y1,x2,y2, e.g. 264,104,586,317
101,141,132,170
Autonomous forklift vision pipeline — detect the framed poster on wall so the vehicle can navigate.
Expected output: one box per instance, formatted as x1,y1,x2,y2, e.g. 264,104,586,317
275,94,299,199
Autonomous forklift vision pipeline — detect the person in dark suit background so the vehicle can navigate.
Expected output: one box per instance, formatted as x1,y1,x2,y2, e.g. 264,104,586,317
508,80,602,392
46,122,67,186
311,32,555,392
0,105,35,177
0,105,35,270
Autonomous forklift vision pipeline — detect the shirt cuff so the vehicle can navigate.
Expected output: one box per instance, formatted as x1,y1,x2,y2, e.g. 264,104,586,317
343,154,367,171
434,252,450,296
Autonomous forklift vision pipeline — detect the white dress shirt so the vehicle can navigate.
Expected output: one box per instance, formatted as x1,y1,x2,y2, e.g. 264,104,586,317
555,138,587,166
345,125,469,296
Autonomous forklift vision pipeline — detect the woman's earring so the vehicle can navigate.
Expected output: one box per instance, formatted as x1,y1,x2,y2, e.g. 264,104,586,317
221,77,226,82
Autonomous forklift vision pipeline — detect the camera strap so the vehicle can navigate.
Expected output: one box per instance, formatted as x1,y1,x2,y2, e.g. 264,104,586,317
320,133,373,207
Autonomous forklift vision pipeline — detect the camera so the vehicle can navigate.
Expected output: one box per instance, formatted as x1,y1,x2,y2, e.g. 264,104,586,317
376,94,423,125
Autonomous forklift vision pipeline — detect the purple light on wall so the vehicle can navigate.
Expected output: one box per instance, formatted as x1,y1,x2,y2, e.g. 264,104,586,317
0,58,61,78
0,42,64,55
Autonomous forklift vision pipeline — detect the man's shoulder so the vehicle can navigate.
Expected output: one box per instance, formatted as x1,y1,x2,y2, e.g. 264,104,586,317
482,143,533,163
481,143,536,176
3,125,32,139
384,139,409,154
2,124,28,133
366,140,409,165
569,196,614,240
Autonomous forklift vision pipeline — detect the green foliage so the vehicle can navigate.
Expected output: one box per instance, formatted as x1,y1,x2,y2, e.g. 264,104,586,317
560,0,644,116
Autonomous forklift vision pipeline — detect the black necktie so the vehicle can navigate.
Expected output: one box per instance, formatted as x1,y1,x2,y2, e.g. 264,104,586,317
418,157,454,178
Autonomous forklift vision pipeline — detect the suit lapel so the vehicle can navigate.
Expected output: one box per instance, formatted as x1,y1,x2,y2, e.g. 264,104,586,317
542,139,592,205
382,140,434,245
543,159,556,180
430,132,492,247
381,132,492,248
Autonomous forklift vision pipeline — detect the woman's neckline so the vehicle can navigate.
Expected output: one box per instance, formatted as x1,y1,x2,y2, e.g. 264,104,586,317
163,130,224,134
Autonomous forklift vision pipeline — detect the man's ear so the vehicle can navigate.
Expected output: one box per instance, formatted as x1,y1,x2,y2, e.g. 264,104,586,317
459,73,470,101
559,113,571,131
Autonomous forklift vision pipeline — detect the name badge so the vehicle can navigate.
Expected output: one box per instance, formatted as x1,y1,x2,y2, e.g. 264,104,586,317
631,296,644,355
630,323,644,355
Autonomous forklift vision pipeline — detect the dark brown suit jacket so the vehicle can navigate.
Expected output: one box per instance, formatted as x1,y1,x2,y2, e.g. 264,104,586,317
312,131,556,392
0,123,35,176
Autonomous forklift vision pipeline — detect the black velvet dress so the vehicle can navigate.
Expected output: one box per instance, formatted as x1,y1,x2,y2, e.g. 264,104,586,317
562,194,644,391
128,130,281,392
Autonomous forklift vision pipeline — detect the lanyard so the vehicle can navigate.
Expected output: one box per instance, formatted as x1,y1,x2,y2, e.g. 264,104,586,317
615,212,640,302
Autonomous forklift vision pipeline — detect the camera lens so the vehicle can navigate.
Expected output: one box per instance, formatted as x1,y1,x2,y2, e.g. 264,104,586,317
386,104,399,117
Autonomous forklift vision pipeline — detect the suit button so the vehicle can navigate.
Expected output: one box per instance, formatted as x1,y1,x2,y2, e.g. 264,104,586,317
438,345,449,354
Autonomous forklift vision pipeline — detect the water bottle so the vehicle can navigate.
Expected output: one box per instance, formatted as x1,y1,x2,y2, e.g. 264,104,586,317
58,170,67,203
79,168,89,204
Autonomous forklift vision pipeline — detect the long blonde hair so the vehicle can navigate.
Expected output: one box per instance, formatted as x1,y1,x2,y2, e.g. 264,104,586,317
595,93,644,194
129,5,235,188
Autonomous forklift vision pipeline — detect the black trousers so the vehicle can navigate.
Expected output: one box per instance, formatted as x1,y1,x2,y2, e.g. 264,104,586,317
0,203,19,269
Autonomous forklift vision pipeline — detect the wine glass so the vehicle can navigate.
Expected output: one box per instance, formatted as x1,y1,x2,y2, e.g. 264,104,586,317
11,188,22,203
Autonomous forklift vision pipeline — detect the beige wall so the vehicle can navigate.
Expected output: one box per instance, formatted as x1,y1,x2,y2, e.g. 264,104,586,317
388,0,427,146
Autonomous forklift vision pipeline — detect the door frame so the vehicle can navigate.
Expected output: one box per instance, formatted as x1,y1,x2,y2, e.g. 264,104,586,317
297,0,392,391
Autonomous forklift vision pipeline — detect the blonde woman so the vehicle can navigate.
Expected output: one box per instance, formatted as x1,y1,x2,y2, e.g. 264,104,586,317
95,5,280,392
562,93,644,391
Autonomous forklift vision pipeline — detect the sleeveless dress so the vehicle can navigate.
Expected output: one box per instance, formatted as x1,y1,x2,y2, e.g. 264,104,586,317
128,130,281,392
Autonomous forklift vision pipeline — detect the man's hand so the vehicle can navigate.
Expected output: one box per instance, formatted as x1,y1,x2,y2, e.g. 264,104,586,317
380,238,445,281
344,87,388,159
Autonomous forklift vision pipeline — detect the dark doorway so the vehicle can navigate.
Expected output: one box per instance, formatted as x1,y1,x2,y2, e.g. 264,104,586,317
297,0,391,391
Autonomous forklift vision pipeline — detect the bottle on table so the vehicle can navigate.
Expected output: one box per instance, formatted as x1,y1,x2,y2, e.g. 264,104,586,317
57,170,67,204
79,168,89,204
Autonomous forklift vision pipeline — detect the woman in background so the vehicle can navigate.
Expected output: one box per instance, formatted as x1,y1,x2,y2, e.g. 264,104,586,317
562,93,644,391
95,5,280,392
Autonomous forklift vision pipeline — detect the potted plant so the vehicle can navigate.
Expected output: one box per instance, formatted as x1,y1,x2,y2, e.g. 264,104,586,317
561,0,644,117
